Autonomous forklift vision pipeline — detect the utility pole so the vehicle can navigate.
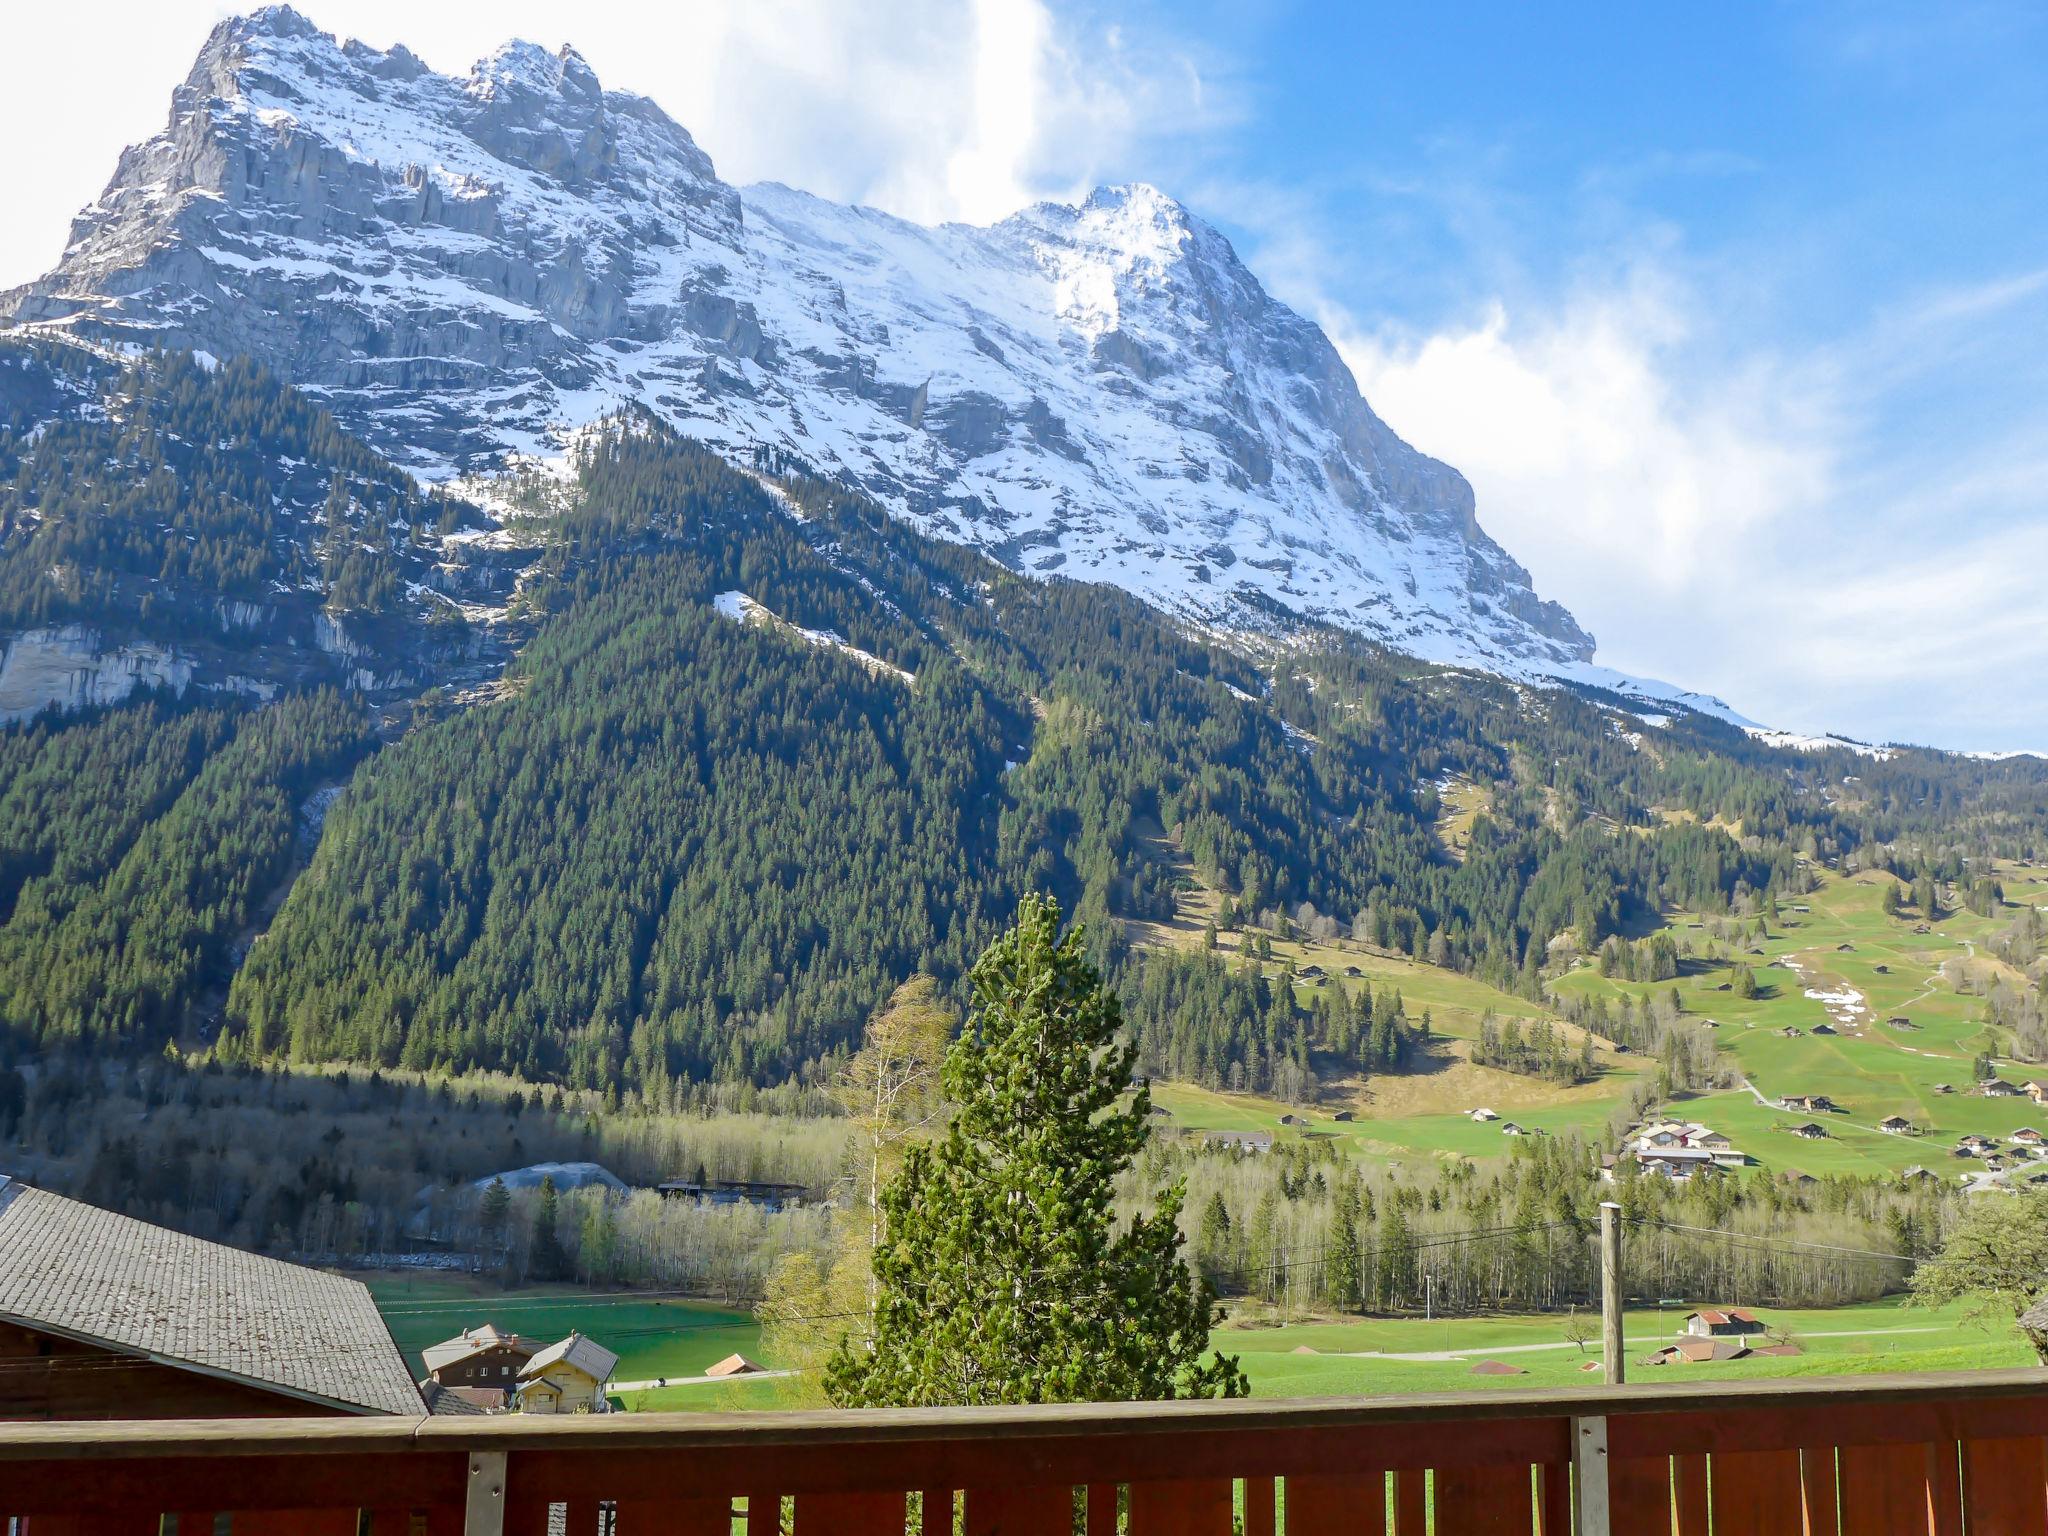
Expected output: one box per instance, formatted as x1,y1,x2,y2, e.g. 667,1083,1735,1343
1600,1201,1624,1385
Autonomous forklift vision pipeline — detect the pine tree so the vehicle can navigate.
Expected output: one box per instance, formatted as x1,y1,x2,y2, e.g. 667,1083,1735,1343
529,1174,567,1281
479,1176,511,1246
824,894,1246,1406
1326,1188,1362,1311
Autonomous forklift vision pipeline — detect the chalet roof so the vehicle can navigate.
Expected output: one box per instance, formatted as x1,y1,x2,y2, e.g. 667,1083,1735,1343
521,1331,619,1384
420,1380,507,1415
705,1353,765,1378
0,1177,420,1416
1688,1308,1761,1326
1656,1338,1750,1363
422,1323,540,1374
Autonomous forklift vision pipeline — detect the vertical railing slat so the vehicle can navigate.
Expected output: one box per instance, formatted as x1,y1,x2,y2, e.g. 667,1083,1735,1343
613,1497,733,1535
1837,1443,1931,1536
1960,1437,2048,1534
1707,1449,1803,1536
1433,1464,1533,1535
1083,1483,1119,1536
1922,1441,1962,1536
962,1485,1070,1536
234,1515,360,1536
918,1489,954,1536
1605,1454,1672,1536
1284,1474,1384,1536
1243,1476,1277,1536
1672,1454,1709,1536
744,1493,780,1536
792,1493,905,1535
1536,1462,1571,1536
1800,1448,1839,1536
1390,1470,1427,1536
1126,1480,1232,1536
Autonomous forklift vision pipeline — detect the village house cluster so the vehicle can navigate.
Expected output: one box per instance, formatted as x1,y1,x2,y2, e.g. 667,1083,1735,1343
1602,1118,1749,1181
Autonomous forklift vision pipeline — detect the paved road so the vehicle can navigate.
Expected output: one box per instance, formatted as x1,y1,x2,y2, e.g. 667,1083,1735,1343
612,1368,796,1392
1335,1325,1943,1363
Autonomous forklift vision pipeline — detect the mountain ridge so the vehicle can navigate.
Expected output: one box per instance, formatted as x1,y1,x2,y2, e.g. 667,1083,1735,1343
0,4,1661,698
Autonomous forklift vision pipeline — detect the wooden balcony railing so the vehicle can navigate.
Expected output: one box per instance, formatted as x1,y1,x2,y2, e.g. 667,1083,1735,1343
2,1368,2045,1535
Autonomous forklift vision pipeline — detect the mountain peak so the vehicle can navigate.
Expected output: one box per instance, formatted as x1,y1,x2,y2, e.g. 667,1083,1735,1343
3,16,1603,682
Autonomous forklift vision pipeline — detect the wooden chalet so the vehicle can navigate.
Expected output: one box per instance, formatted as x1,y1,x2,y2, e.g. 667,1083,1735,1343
0,1177,420,1421
515,1333,619,1415
1684,1309,1767,1341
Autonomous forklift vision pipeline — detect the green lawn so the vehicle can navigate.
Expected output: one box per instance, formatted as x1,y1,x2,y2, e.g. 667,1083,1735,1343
365,1272,772,1387
1216,1297,2035,1397
509,1291,2039,1411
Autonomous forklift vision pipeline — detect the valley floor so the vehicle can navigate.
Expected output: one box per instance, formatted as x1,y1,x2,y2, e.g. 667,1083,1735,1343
370,1276,2030,1412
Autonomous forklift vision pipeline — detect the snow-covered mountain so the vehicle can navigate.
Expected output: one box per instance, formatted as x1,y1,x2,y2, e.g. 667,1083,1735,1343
6,6,1645,687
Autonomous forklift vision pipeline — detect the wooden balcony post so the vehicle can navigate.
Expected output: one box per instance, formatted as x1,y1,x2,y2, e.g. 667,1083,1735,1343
1572,1416,1609,1536
464,1450,508,1536
1599,1202,1623,1387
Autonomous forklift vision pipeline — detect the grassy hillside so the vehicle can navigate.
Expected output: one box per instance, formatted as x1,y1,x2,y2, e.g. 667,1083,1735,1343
1145,862,2048,1179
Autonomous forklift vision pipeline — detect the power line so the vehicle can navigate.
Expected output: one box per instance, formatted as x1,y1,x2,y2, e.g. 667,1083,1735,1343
1643,1218,1915,1264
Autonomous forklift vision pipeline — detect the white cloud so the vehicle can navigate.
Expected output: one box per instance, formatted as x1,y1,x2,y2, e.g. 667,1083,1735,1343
1337,281,1833,594
1317,265,2048,750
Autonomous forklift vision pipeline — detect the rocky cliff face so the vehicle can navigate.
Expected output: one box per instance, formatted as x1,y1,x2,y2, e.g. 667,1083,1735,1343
4,5,1598,679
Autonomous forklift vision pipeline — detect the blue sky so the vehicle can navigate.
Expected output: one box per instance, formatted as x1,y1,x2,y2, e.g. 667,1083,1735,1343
4,1,2044,746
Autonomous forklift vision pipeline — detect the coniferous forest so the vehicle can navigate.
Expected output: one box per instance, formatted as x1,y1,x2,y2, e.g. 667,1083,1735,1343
3,351,2048,1100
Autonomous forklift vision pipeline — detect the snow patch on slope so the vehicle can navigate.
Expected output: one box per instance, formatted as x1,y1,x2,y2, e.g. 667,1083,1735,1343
712,591,913,685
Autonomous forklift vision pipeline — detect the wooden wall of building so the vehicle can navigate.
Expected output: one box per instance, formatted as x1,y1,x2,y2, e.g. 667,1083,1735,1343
0,1321,346,1420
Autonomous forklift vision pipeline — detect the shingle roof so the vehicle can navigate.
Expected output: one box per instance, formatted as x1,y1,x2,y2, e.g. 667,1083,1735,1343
521,1331,619,1384
0,1178,421,1415
421,1323,539,1375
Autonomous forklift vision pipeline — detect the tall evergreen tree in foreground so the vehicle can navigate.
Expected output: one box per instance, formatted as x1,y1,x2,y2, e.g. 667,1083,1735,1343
826,894,1245,1406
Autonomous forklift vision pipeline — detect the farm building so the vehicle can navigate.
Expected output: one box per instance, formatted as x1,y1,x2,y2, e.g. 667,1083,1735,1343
2013,1129,2044,1147
0,1177,421,1420
1648,1339,1751,1365
421,1324,538,1393
705,1354,766,1379
1468,1108,1500,1122
515,1333,619,1415
1780,1095,1839,1113
1979,1079,2025,1099
2025,1081,2048,1105
1879,1116,1916,1135
1500,1123,1526,1137
1202,1131,1273,1153
1789,1123,1829,1140
1685,1309,1768,1340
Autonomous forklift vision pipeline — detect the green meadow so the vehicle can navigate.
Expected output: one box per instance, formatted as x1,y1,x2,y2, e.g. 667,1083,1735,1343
1152,864,2047,1179
365,1271,772,1389
1218,1296,2034,1398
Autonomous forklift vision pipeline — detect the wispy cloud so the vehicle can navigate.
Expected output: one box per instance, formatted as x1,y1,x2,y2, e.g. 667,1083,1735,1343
1326,259,2048,749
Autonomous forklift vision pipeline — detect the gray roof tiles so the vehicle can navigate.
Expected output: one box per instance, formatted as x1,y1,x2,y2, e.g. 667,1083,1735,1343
0,1178,421,1415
